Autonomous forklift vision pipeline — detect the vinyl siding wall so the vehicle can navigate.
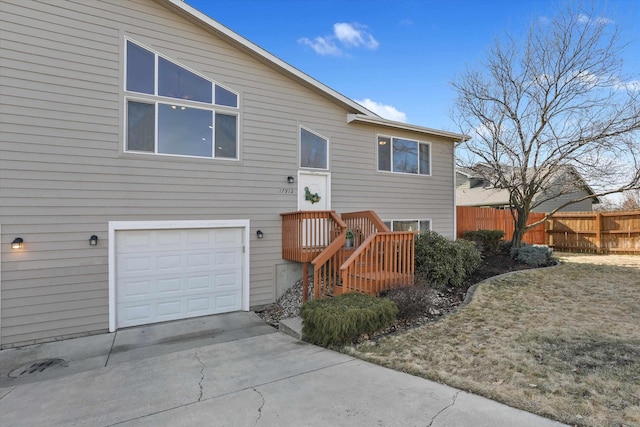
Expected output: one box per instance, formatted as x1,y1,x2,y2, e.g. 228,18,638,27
534,189,595,213
0,0,456,347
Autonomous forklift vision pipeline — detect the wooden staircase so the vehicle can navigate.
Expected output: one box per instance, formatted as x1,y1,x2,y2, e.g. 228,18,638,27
281,210,415,301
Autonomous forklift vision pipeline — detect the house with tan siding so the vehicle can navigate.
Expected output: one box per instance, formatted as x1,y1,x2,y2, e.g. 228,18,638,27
0,0,467,348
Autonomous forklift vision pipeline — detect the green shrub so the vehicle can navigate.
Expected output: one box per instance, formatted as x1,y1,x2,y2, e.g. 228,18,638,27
510,244,554,267
381,285,435,321
300,293,398,347
462,229,505,253
414,231,482,292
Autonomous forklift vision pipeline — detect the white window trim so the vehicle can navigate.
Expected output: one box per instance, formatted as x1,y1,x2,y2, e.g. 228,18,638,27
377,134,432,176
108,219,251,332
299,125,329,171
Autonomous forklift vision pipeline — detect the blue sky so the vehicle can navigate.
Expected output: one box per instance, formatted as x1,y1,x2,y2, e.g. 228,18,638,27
184,0,640,133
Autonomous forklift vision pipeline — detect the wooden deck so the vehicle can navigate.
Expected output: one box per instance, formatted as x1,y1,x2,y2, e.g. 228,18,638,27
281,210,415,300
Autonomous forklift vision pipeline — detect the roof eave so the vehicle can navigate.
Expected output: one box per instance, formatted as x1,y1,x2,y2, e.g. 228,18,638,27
347,114,470,142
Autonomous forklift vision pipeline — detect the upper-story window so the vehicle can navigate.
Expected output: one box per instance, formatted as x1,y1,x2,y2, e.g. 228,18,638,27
300,127,328,170
124,39,239,159
378,136,430,175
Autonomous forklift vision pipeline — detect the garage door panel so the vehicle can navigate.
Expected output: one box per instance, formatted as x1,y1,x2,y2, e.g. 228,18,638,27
116,227,245,329
121,279,153,299
157,300,183,317
157,254,182,270
215,270,242,291
119,303,152,325
187,296,211,314
157,277,183,294
215,250,240,267
215,292,241,311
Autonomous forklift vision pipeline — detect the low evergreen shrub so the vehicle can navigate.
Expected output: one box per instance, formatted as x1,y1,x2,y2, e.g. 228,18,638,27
414,231,481,292
300,293,398,347
462,229,505,253
510,244,554,267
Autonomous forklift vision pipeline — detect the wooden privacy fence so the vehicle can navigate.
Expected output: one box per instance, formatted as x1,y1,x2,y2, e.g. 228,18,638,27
457,206,546,244
547,211,640,254
457,207,640,254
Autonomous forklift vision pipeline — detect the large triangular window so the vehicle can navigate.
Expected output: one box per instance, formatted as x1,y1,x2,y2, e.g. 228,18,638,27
124,39,239,159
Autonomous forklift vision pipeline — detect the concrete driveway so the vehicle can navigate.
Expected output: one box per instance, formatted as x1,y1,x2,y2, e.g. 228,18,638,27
0,312,565,426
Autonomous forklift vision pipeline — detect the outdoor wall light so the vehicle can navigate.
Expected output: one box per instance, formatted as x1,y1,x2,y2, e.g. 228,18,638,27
287,176,295,184
89,235,99,246
11,237,24,250
256,230,264,239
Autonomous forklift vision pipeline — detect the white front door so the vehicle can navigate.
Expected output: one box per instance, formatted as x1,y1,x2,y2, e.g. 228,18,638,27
298,172,331,247
298,171,330,211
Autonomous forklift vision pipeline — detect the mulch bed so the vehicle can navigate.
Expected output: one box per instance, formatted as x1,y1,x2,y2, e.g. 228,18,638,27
365,252,537,339
258,252,536,337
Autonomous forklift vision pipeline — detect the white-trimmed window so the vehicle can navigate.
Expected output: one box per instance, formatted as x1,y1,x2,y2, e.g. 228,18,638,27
383,219,431,233
125,39,239,159
378,135,430,175
300,127,328,170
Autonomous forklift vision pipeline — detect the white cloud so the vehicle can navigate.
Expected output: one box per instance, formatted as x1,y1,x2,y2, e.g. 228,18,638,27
299,22,379,56
614,79,640,92
356,98,408,122
538,16,551,25
333,23,379,49
577,13,614,26
298,36,341,56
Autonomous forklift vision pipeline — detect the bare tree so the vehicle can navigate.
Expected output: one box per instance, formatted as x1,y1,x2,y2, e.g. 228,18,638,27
620,190,640,210
453,4,640,247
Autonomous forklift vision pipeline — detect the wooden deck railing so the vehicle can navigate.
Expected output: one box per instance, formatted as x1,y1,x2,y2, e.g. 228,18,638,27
283,210,415,301
281,210,347,262
311,232,346,299
339,231,415,295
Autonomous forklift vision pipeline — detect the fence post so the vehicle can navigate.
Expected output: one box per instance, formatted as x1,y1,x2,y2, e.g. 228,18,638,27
595,212,602,254
545,216,550,246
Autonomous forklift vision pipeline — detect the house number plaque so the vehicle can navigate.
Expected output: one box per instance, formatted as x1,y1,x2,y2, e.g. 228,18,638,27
279,188,295,194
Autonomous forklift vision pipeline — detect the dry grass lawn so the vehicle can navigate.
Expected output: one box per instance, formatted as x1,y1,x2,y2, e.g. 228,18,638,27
347,254,640,427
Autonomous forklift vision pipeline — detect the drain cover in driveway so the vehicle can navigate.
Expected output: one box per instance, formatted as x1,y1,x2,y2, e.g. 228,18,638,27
8,359,66,378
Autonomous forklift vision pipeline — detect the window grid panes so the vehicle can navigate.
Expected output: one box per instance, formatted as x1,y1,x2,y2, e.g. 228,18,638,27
158,57,212,104
300,127,328,170
377,135,431,176
125,40,239,159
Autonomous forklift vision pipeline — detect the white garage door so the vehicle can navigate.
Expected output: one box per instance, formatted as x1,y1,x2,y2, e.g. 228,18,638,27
115,227,244,328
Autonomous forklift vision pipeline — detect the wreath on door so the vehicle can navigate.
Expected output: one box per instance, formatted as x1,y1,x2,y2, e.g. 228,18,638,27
304,186,321,204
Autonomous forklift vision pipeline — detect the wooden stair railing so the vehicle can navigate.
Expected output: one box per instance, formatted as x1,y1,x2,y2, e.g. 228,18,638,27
341,210,390,245
338,231,415,295
281,210,346,301
282,210,415,301
311,230,346,300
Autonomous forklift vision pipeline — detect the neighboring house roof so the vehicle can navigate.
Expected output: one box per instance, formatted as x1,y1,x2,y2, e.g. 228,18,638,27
456,165,600,208
158,0,468,143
